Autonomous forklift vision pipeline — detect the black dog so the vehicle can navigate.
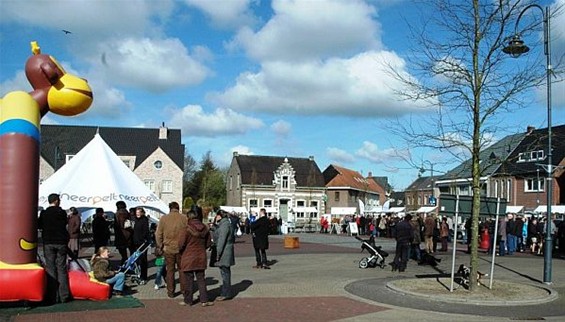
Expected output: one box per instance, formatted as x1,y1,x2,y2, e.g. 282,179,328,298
418,253,442,267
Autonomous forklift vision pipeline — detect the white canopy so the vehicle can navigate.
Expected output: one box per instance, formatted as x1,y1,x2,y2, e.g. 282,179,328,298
415,206,437,213
292,207,318,213
506,206,524,213
331,207,357,215
388,207,406,213
533,205,565,214
220,206,248,214
38,133,169,219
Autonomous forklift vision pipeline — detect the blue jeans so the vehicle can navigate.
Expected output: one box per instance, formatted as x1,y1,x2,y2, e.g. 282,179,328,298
154,265,166,286
507,234,517,255
499,239,506,256
106,272,125,291
219,266,232,298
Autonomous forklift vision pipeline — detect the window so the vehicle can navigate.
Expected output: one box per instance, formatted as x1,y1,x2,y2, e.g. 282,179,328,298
144,180,155,192
457,185,470,196
153,160,163,170
518,150,545,162
162,180,173,193
229,176,233,191
525,178,544,192
334,192,340,202
282,175,289,190
249,199,258,208
263,199,273,207
507,179,512,202
296,212,305,218
296,200,305,207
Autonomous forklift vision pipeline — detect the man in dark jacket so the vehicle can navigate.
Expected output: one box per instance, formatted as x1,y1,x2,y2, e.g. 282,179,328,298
38,193,71,303
250,208,270,269
92,207,110,252
392,214,414,273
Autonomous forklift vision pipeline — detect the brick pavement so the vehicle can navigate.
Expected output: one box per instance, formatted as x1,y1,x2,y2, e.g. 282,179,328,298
4,233,565,321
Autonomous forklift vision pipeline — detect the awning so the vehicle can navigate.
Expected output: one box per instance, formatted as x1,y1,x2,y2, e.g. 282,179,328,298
415,206,437,213
506,206,524,214
250,207,278,214
533,205,565,214
220,206,248,214
292,207,318,213
365,206,383,213
388,207,405,213
331,207,357,215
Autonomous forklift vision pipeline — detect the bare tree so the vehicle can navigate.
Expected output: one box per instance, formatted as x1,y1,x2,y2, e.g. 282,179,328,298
389,0,563,290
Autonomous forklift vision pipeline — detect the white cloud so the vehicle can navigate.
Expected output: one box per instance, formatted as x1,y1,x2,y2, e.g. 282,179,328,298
0,0,173,39
355,141,405,163
168,105,264,137
97,38,210,92
0,70,31,96
212,51,429,116
232,0,381,62
182,0,256,28
271,120,291,137
231,145,254,155
327,147,356,164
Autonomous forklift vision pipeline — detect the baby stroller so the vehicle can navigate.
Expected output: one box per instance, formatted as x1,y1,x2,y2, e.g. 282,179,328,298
355,236,388,269
118,241,151,285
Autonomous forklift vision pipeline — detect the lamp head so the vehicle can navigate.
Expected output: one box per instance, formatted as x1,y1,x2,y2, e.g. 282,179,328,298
503,35,530,58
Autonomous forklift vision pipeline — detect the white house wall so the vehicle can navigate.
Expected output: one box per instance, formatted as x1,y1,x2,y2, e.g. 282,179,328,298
134,147,183,208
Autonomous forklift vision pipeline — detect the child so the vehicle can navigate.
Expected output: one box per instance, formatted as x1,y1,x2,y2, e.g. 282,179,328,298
91,246,126,296
154,247,166,290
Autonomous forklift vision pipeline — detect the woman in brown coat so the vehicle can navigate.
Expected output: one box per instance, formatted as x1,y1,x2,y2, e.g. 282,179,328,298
178,210,213,307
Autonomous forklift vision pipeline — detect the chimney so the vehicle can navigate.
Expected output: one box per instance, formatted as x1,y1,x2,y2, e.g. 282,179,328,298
233,151,239,157
308,155,314,161
368,171,372,177
159,122,168,140
526,125,535,135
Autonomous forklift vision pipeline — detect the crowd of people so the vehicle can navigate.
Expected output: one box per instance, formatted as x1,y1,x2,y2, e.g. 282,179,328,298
37,194,255,306
37,195,565,304
333,212,565,273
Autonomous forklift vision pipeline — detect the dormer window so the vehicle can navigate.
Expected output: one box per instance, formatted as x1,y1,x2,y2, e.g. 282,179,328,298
517,150,545,162
282,176,289,189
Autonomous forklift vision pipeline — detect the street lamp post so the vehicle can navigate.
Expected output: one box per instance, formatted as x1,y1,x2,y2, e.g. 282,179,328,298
503,3,553,284
420,161,435,206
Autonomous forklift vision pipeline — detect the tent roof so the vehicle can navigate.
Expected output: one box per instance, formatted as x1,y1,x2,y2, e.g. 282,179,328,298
39,133,169,216
506,206,524,213
533,205,565,214
415,206,437,213
331,207,357,215
40,124,184,171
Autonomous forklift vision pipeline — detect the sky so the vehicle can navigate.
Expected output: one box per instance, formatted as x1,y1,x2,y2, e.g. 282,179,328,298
1,0,564,190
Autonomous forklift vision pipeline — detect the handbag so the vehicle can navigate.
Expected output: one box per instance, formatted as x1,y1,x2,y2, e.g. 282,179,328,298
209,245,218,267
124,219,134,229
236,227,242,237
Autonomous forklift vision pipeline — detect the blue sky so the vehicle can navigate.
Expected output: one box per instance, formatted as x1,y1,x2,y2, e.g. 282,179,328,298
1,0,564,190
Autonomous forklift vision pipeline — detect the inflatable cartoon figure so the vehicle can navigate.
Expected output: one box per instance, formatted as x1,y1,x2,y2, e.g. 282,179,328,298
0,42,93,301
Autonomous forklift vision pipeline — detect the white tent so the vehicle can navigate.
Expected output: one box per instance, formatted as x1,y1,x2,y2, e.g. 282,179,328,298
533,205,565,214
331,207,357,215
38,133,169,220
